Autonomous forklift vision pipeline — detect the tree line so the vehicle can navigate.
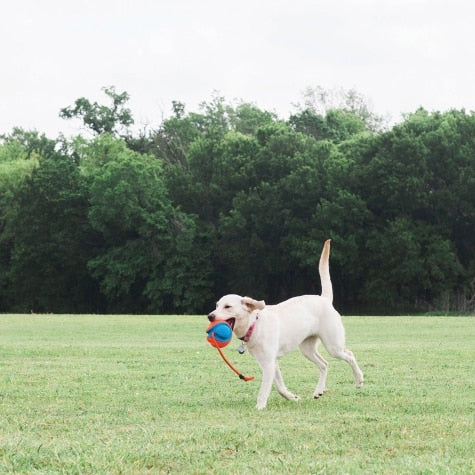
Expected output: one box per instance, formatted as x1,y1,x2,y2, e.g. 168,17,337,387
0,87,473,315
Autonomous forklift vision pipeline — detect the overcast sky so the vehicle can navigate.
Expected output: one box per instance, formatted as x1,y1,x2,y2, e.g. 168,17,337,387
1,0,474,137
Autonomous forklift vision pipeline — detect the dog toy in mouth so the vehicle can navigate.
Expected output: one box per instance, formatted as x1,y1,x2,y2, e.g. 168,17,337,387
206,320,233,348
205,321,254,382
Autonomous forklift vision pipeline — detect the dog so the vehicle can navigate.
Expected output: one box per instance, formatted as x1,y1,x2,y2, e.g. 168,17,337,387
207,239,364,410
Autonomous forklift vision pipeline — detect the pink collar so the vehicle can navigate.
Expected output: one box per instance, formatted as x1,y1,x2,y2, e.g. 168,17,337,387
239,313,259,342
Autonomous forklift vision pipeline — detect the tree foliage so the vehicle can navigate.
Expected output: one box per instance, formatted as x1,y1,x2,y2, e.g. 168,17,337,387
0,89,473,314
5,152,98,312
59,86,134,135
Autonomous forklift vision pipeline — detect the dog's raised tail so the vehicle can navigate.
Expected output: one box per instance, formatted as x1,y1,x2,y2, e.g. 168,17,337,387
319,239,333,303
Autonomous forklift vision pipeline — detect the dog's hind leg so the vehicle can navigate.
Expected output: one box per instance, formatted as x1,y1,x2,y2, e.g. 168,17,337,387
324,343,364,388
299,337,329,398
274,362,301,402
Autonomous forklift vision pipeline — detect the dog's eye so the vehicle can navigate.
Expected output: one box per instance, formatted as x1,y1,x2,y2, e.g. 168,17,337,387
224,305,231,309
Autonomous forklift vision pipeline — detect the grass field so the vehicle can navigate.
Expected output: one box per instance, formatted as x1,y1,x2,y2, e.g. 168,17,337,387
0,314,473,474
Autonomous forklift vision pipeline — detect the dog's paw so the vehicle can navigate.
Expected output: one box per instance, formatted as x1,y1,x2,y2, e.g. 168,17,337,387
256,396,268,410
289,394,301,403
355,373,364,388
313,386,325,399
282,391,301,402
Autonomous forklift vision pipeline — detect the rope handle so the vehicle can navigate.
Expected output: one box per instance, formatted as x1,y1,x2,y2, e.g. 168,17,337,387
210,332,254,382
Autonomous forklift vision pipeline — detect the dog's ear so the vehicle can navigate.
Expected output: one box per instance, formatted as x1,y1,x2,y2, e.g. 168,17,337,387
242,296,266,311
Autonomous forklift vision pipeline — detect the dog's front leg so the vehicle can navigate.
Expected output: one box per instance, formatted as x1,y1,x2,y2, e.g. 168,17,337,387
255,358,276,410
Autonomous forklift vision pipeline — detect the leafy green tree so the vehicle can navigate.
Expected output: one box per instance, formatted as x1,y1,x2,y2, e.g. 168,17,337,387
6,152,101,312
59,86,134,136
152,101,203,165
362,218,462,313
0,137,42,310
289,108,369,143
214,123,329,301
0,127,57,158
79,135,212,313
345,109,474,312
295,85,386,132
227,102,277,135
289,109,330,141
0,141,38,197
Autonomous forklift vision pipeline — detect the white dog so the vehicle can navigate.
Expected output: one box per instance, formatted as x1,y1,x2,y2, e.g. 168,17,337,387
207,240,364,410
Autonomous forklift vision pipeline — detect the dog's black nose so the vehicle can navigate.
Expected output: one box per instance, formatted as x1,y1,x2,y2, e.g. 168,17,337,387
208,313,215,322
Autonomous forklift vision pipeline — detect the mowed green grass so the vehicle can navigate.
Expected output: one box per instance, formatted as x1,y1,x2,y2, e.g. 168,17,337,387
0,314,473,474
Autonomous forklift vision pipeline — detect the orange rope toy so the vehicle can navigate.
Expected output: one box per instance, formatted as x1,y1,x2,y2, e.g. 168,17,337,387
206,321,254,382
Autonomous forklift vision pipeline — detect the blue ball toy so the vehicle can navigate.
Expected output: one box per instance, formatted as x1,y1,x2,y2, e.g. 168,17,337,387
206,321,233,348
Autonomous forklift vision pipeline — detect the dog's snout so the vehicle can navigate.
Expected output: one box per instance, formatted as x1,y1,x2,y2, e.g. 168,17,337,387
208,313,216,322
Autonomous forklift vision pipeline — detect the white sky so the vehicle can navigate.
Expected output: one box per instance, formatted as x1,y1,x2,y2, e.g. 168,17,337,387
1,0,474,137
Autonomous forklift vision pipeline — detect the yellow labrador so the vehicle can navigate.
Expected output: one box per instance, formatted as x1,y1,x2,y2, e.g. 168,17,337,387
208,240,364,410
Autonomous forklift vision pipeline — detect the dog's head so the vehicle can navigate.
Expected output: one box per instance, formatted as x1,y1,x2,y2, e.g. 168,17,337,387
208,294,265,338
